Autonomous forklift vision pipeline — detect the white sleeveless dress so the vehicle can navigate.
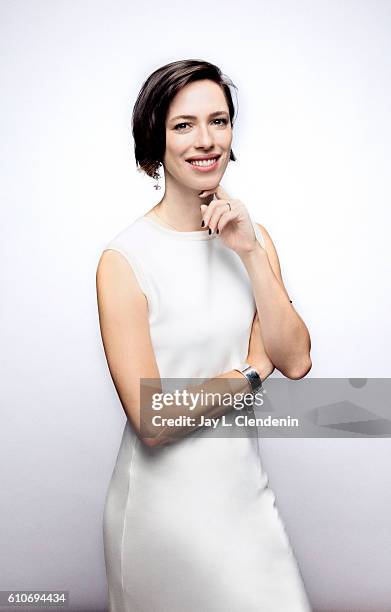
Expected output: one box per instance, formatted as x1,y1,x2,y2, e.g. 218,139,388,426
102,214,312,612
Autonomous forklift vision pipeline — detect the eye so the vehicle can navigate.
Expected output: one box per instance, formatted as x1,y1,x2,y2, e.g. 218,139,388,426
214,118,228,126
174,122,189,131
173,118,228,131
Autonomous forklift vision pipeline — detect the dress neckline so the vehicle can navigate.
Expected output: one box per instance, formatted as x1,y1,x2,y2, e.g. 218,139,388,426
140,214,218,241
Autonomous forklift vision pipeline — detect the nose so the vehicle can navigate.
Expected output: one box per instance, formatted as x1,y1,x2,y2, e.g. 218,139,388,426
194,123,214,149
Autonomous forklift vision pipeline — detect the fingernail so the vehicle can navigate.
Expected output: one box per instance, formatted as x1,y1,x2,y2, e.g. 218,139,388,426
216,228,219,235
201,220,205,227
208,228,211,235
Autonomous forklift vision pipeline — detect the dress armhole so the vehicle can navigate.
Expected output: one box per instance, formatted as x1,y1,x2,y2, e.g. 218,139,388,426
251,220,266,250
250,221,293,303
101,246,156,317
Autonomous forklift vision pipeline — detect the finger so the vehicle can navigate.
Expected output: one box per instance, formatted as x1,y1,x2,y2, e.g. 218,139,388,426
216,209,239,232
213,184,231,201
200,202,217,227
198,186,219,198
200,198,222,225
202,200,231,230
199,184,231,200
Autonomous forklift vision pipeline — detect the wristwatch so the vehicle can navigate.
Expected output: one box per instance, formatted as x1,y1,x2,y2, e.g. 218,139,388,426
234,362,263,395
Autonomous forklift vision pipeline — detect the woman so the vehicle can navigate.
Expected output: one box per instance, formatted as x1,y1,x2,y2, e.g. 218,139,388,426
96,59,313,611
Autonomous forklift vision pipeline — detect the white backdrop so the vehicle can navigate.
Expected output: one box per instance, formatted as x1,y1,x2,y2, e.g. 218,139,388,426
1,0,390,610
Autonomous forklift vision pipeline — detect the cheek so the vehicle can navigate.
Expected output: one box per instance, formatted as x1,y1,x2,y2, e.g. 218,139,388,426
222,130,233,145
165,137,188,158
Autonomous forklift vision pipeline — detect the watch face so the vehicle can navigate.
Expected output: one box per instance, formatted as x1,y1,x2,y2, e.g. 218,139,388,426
246,368,262,391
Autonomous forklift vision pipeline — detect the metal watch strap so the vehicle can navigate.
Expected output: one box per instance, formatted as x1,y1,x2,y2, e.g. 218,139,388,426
233,362,263,395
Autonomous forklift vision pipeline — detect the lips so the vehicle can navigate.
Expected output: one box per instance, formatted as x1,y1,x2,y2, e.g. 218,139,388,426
186,154,221,162
186,156,220,172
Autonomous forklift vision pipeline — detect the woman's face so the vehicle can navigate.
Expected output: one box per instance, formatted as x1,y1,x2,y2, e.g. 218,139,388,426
164,79,233,191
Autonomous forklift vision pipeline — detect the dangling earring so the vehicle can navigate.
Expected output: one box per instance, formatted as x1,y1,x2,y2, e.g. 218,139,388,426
152,163,162,190
154,174,161,190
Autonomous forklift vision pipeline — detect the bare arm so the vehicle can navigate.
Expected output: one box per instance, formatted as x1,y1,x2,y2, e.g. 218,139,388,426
240,223,312,378
96,249,274,448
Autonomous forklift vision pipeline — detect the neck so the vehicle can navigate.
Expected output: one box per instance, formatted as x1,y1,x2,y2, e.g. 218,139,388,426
155,173,215,231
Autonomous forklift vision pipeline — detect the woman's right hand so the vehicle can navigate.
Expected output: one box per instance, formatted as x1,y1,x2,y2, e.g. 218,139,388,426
246,312,275,380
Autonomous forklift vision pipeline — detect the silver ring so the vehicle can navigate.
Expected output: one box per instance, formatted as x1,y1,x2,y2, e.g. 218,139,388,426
227,202,231,211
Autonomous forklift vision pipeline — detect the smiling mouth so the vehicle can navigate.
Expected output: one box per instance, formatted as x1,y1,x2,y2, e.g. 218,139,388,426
186,156,220,167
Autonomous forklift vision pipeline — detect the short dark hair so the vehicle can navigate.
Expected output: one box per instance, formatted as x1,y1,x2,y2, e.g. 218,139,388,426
132,59,238,179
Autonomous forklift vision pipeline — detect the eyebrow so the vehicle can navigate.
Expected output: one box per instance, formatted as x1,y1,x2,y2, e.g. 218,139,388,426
168,111,229,123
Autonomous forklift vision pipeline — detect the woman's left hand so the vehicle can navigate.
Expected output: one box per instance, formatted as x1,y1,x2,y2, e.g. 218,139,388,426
199,184,258,256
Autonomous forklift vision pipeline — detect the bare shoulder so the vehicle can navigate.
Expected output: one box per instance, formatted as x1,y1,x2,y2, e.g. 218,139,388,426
254,222,291,301
254,222,272,247
95,248,160,442
254,222,279,261
96,249,146,305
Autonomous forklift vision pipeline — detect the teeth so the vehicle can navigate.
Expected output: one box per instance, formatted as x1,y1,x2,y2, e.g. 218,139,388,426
189,158,217,167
